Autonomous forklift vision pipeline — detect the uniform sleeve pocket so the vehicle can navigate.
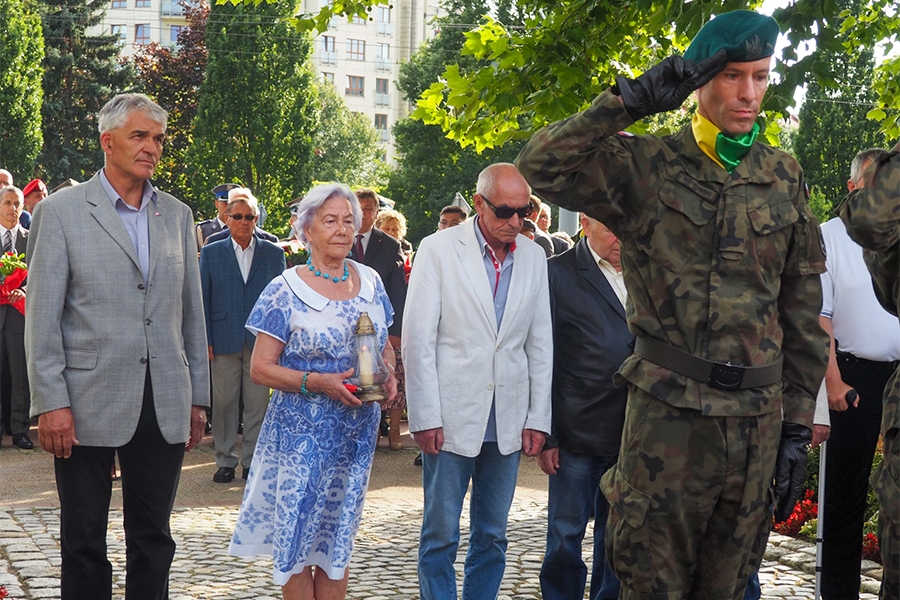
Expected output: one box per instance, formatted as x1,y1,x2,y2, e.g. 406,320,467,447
64,348,98,370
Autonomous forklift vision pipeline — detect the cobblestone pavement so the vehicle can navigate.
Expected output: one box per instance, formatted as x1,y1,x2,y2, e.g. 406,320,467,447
0,499,884,600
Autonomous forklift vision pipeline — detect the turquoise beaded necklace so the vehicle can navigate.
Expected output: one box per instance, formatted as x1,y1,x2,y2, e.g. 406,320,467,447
307,256,349,283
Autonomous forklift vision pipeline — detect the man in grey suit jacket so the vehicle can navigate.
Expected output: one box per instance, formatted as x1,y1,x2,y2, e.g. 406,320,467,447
26,94,209,600
0,186,31,449
200,192,285,483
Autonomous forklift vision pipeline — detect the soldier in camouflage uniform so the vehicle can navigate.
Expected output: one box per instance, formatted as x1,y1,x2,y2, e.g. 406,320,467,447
516,10,828,599
838,140,900,600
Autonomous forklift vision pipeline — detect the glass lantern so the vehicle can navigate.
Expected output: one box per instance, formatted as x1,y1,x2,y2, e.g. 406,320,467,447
348,312,389,402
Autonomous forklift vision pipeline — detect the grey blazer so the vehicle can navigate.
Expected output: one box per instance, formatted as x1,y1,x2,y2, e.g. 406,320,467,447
25,173,210,446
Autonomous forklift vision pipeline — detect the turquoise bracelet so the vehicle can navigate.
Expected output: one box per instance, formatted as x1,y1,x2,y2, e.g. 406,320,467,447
301,371,311,395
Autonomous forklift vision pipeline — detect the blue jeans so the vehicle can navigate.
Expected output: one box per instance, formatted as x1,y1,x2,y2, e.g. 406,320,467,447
418,443,521,600
743,571,761,600
540,448,620,600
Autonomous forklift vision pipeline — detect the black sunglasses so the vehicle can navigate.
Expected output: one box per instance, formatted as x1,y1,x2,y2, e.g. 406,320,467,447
481,195,533,220
227,214,257,221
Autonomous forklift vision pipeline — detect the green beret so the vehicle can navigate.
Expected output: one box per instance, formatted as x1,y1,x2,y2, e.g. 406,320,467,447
684,10,779,64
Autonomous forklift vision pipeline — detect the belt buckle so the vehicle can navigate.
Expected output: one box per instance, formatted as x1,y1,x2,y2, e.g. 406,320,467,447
709,362,744,390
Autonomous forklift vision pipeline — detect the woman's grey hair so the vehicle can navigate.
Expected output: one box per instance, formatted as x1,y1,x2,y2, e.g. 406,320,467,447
295,183,362,245
98,93,168,135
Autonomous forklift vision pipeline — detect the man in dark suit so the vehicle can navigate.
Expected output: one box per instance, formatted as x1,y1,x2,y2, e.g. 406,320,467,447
538,214,633,600
200,192,285,483
203,187,278,248
350,188,407,348
0,186,31,449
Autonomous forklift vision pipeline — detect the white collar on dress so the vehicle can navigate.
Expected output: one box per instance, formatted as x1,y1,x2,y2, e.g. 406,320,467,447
281,258,375,312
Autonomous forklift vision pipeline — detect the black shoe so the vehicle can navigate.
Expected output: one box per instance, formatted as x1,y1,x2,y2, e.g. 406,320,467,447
213,467,235,483
12,434,33,450
379,417,389,437
242,467,250,480
204,421,212,435
414,452,422,466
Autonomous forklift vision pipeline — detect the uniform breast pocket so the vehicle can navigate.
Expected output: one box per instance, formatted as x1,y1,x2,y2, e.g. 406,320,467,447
746,197,799,277
634,181,716,273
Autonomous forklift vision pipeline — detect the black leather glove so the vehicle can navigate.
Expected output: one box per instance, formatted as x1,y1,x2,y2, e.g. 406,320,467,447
773,422,812,523
614,49,728,122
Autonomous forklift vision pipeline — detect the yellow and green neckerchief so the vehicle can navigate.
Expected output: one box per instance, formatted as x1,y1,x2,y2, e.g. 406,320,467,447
692,112,760,173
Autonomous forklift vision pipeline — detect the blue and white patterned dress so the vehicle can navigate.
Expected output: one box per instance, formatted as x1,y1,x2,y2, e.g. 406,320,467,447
229,261,393,584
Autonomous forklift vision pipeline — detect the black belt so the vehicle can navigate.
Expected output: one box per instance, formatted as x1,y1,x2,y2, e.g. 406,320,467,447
634,336,783,391
836,349,900,371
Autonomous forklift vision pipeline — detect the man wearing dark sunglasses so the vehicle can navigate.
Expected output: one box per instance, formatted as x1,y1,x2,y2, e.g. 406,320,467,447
404,162,552,600
204,187,278,247
199,192,285,484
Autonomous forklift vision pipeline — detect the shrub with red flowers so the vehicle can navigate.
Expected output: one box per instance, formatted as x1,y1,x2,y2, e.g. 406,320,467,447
774,489,818,537
862,532,881,562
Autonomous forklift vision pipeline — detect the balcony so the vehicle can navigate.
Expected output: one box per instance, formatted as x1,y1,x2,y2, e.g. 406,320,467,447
160,1,184,16
377,21,393,35
321,50,337,65
378,129,390,142
376,58,391,72
375,92,390,107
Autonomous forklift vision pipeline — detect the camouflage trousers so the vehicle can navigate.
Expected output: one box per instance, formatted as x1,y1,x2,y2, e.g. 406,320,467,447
600,387,780,600
875,426,900,600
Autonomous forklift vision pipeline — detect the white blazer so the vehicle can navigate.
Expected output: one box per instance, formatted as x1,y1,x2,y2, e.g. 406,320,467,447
402,219,553,457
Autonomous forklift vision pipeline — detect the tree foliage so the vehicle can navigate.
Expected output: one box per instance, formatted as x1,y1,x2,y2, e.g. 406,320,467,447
38,0,134,186
794,51,884,214
134,0,209,213
311,81,385,189
384,0,522,246
0,0,44,178
188,0,318,235
227,0,900,149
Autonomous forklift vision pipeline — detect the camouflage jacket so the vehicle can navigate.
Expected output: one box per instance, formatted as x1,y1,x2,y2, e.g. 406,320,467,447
838,140,900,437
516,89,828,425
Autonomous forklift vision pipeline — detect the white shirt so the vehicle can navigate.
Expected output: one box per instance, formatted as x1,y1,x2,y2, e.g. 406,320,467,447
586,242,627,308
232,235,256,283
820,217,900,361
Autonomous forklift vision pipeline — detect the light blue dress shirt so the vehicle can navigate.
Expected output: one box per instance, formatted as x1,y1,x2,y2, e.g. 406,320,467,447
473,217,516,443
99,169,157,284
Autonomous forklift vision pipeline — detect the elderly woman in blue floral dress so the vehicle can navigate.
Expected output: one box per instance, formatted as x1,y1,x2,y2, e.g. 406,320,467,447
229,183,397,600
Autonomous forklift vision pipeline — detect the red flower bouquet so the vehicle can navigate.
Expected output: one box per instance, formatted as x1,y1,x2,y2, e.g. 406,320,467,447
0,252,27,315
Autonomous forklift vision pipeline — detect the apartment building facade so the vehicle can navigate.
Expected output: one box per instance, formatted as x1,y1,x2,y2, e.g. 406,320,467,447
93,0,441,164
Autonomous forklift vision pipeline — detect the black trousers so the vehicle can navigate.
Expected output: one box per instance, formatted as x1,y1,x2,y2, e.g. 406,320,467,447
55,372,185,600
822,351,896,599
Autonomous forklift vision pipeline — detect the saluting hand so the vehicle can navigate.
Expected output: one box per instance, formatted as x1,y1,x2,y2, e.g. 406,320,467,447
615,49,728,121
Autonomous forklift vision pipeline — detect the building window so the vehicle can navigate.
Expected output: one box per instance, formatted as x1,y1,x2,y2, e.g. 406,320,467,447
323,72,335,85
347,39,365,61
135,24,150,45
377,6,390,23
351,14,366,24
321,36,337,64
346,76,364,97
375,78,390,106
374,114,388,130
111,0,125,8
136,0,150,6
376,43,390,71
170,25,186,42
111,24,126,42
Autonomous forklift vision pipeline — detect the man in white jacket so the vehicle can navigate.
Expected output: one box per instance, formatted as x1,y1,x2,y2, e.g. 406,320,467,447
403,162,553,600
